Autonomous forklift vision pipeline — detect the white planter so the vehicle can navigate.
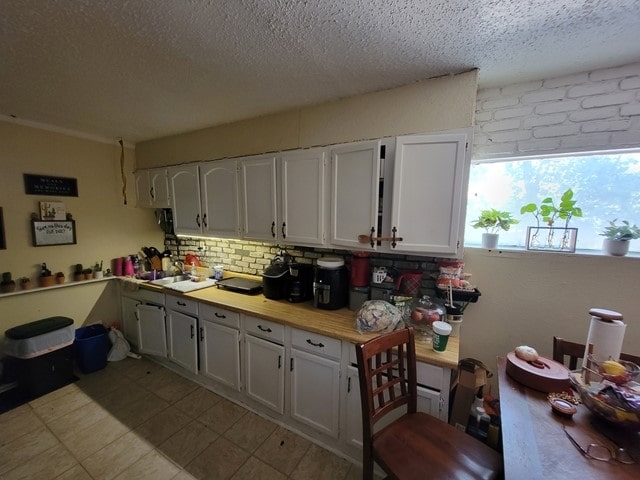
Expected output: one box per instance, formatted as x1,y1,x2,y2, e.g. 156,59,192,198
602,239,630,257
481,233,499,249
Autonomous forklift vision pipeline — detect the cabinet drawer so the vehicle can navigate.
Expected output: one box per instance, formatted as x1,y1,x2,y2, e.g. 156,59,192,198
291,328,341,360
124,288,165,305
244,316,284,343
200,304,240,329
165,295,199,316
417,361,443,391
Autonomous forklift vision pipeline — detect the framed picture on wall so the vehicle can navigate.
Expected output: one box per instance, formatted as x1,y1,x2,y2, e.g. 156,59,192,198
0,207,5,250
31,220,76,247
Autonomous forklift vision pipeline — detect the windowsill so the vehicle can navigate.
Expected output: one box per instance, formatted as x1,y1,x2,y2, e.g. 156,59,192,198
464,245,640,260
0,276,115,298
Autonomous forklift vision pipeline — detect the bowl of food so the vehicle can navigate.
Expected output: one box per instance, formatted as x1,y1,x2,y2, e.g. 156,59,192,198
587,355,640,385
569,372,640,430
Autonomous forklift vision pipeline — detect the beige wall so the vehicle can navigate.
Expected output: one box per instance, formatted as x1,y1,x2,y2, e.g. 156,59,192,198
135,71,478,167
461,248,640,392
0,121,164,336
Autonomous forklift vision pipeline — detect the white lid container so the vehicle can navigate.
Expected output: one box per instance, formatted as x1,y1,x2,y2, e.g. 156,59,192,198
432,321,452,336
317,256,345,269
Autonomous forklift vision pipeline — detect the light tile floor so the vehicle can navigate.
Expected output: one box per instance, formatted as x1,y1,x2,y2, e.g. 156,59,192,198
0,357,363,480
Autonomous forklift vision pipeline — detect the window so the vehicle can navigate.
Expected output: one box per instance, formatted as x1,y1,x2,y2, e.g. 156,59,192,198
465,151,640,252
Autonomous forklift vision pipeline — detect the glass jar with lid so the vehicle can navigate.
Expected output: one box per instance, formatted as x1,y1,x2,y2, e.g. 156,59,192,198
406,295,446,341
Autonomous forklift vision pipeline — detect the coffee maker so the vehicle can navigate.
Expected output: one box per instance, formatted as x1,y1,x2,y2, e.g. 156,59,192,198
313,257,348,310
287,263,313,303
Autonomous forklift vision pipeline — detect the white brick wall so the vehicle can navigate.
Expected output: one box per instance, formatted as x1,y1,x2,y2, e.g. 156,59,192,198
474,62,640,159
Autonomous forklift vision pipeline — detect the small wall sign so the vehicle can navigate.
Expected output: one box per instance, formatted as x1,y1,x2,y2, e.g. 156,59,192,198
31,220,77,247
24,174,78,197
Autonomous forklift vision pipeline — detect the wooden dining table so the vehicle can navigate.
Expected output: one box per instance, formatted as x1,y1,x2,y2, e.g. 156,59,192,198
497,356,640,479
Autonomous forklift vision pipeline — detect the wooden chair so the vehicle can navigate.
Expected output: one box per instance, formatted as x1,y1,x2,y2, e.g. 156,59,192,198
355,327,503,480
553,336,640,368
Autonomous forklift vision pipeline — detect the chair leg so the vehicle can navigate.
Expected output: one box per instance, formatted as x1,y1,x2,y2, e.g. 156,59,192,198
362,448,374,480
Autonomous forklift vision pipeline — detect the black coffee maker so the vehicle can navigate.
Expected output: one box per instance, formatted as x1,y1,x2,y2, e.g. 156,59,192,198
287,263,313,303
313,257,348,310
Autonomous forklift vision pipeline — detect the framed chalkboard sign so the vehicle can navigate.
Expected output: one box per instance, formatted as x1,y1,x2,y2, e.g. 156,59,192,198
31,220,76,246
24,174,78,197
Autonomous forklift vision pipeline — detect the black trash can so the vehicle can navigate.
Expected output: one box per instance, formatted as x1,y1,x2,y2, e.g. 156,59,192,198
75,324,110,374
4,316,75,397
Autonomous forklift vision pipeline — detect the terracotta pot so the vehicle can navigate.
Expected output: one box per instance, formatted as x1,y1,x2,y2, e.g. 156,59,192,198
56,275,65,284
1,282,16,293
21,281,32,290
74,273,84,282
39,276,55,288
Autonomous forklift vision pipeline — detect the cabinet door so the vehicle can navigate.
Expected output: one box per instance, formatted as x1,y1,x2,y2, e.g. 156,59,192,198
280,149,326,246
121,296,141,350
149,168,170,208
390,132,470,255
167,309,198,373
200,159,240,238
290,349,340,438
168,164,203,235
330,141,381,250
137,304,167,357
200,318,241,391
344,365,363,448
134,171,152,208
245,334,285,414
240,155,278,241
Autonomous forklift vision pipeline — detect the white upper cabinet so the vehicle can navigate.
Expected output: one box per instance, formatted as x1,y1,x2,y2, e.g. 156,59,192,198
200,159,240,238
168,164,203,236
134,168,170,208
329,140,381,250
280,148,326,246
388,131,470,255
239,155,279,241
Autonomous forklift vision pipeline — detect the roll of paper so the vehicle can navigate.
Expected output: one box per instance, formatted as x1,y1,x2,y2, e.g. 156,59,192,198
583,315,626,365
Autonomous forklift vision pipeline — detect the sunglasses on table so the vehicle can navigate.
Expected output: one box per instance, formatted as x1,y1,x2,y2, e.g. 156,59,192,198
562,425,635,464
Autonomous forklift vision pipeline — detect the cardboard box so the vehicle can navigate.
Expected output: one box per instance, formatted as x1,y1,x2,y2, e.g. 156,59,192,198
449,359,488,431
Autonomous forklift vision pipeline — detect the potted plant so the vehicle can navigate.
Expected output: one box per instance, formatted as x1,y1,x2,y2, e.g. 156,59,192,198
55,271,66,284
20,277,32,290
93,260,104,279
520,188,582,252
470,208,518,248
74,264,84,282
1,272,16,293
83,267,93,280
600,219,640,256
39,263,54,287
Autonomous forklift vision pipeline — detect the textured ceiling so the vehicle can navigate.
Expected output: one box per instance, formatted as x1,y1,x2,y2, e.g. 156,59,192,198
1,0,639,143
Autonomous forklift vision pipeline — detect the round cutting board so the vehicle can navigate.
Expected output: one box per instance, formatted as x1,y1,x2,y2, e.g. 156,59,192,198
506,351,571,393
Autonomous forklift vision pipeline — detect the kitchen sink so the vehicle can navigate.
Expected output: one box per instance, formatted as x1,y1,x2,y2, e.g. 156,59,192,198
147,275,217,293
148,275,192,286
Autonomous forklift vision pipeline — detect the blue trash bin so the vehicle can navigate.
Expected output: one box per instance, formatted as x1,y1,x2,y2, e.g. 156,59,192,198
74,324,110,374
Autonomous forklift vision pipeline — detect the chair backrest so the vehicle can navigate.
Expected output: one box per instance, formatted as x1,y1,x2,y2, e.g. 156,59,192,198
355,327,417,442
553,336,640,368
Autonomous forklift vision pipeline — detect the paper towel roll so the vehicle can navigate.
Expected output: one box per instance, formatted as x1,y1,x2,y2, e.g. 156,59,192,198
583,316,626,365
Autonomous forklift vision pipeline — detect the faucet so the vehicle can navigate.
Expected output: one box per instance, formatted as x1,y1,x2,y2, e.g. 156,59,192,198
173,260,186,275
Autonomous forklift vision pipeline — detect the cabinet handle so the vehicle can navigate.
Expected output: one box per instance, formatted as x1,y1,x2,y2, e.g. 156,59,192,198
177,301,187,306
190,325,194,339
196,214,201,227
369,226,375,248
391,226,401,248
214,312,226,319
278,355,282,369
150,187,154,199
199,327,204,341
202,213,207,228
290,358,294,372
306,339,324,348
270,221,276,238
281,222,286,239
348,376,351,393
258,325,272,333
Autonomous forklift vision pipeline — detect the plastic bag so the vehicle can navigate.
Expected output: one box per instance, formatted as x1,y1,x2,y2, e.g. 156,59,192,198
355,300,403,333
107,327,130,362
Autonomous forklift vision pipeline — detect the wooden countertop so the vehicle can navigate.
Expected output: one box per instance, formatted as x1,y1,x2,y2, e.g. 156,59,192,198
134,278,459,369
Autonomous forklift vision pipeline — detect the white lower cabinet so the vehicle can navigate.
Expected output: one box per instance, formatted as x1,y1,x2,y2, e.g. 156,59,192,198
137,304,167,357
344,365,363,449
290,348,340,438
245,333,285,414
121,288,165,352
199,305,241,391
167,309,198,374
